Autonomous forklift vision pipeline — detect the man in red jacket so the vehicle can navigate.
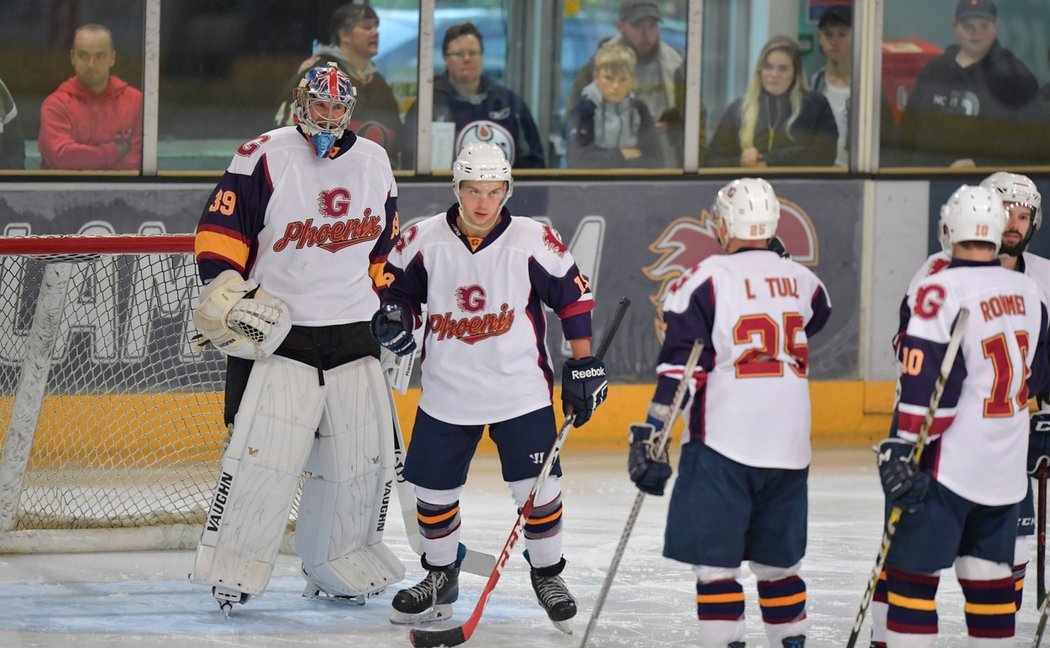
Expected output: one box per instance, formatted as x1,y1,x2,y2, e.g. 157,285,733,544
39,24,142,171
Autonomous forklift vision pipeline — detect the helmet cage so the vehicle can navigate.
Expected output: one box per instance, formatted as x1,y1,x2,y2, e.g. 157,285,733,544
712,178,780,250
294,65,357,155
452,142,513,212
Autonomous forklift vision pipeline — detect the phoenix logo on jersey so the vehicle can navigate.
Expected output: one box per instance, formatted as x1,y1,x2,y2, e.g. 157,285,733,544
273,208,382,253
317,188,351,218
542,225,568,257
429,295,514,344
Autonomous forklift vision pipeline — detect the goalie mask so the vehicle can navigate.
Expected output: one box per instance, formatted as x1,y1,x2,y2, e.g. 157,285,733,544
712,178,780,250
294,65,357,158
980,171,1042,255
452,142,513,212
938,185,1007,254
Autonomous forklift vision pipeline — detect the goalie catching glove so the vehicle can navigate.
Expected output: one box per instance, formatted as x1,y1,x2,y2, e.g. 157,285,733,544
193,269,291,360
628,416,672,496
561,355,608,427
875,437,930,509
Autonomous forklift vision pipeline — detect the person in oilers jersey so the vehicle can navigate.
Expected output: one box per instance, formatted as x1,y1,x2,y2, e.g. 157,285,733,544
870,173,1046,647
370,141,605,633
627,177,831,648
188,64,406,615
875,184,1050,647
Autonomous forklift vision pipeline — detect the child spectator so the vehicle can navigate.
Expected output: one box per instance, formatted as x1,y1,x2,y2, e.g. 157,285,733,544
566,42,661,169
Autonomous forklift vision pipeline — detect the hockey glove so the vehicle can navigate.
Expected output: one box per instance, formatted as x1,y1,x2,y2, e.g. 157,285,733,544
767,236,790,258
628,422,672,496
370,304,416,356
1028,412,1050,475
561,356,608,428
875,438,930,507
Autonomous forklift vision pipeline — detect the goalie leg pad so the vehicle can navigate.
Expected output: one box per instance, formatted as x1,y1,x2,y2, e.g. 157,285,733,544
191,355,325,596
296,356,405,597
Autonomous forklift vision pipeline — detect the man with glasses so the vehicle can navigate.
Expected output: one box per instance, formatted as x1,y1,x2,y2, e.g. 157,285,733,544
402,22,545,169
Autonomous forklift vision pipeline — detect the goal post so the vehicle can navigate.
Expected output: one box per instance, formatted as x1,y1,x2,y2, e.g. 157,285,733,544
0,234,228,553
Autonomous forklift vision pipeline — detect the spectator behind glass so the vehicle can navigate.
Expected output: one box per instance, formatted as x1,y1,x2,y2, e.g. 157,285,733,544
403,22,545,169
566,42,661,169
706,36,837,168
568,0,685,166
897,0,1038,168
274,4,403,167
810,5,898,167
38,24,142,171
0,78,25,169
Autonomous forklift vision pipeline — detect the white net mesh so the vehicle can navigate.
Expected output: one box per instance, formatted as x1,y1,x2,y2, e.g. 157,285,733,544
0,236,227,541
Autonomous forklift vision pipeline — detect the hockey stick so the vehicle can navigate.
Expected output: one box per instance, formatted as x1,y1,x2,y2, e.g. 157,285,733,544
845,307,969,648
408,297,631,648
1036,593,1050,647
1039,461,1047,609
579,338,704,648
390,393,497,577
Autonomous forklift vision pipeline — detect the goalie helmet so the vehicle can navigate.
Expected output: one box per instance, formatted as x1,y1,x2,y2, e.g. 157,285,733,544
938,185,1007,254
980,171,1042,235
294,65,357,158
452,142,513,211
712,178,780,250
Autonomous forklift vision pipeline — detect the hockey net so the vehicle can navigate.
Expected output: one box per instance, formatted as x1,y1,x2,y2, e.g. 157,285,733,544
0,234,229,553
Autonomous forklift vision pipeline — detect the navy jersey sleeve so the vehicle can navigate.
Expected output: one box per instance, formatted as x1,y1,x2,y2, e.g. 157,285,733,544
194,155,271,282
367,191,401,295
527,258,594,342
654,276,716,405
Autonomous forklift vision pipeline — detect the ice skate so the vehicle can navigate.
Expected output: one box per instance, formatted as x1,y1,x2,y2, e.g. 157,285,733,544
782,636,805,647
212,585,250,617
389,556,459,624
529,557,577,635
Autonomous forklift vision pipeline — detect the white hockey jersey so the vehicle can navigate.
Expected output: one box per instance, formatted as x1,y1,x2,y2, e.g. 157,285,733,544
658,248,832,470
195,127,400,325
897,260,1050,505
381,209,594,425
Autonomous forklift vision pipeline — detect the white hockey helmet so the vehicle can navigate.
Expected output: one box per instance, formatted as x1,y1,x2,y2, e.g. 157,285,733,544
938,185,1008,254
452,142,513,211
712,178,780,250
980,171,1042,231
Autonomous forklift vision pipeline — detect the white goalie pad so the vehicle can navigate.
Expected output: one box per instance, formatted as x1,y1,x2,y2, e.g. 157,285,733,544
193,269,292,360
295,356,406,597
191,355,324,596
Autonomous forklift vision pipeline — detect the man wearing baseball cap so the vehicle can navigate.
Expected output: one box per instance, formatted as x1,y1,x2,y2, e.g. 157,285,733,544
897,0,1038,168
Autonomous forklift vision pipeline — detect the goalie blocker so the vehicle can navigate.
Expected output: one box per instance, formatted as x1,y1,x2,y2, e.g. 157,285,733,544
190,350,405,610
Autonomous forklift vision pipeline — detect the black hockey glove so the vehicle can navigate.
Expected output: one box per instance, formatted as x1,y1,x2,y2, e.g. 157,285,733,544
875,438,930,508
561,356,608,428
370,304,416,356
628,422,672,496
1028,412,1050,475
767,236,790,259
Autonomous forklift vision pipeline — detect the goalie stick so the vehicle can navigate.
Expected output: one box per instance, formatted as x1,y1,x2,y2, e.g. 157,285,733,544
845,307,969,648
579,338,704,648
408,297,631,648
1039,461,1047,610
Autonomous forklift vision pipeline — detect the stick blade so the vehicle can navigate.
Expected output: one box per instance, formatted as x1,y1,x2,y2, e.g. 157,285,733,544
409,626,467,648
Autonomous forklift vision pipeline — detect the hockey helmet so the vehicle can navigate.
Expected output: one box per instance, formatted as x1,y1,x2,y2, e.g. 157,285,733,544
980,171,1042,232
293,65,357,158
712,178,780,250
452,142,513,212
938,185,1008,254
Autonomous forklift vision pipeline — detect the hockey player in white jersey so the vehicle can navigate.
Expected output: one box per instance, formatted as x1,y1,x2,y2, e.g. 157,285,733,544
870,173,1046,646
627,178,831,648
370,142,606,633
875,185,1050,647
189,65,405,614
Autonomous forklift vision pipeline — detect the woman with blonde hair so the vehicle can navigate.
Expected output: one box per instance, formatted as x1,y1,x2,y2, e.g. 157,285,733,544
706,35,837,168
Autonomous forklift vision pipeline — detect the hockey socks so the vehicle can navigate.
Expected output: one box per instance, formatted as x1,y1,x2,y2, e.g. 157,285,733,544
959,575,1015,641
758,575,807,644
696,579,746,645
886,567,939,643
